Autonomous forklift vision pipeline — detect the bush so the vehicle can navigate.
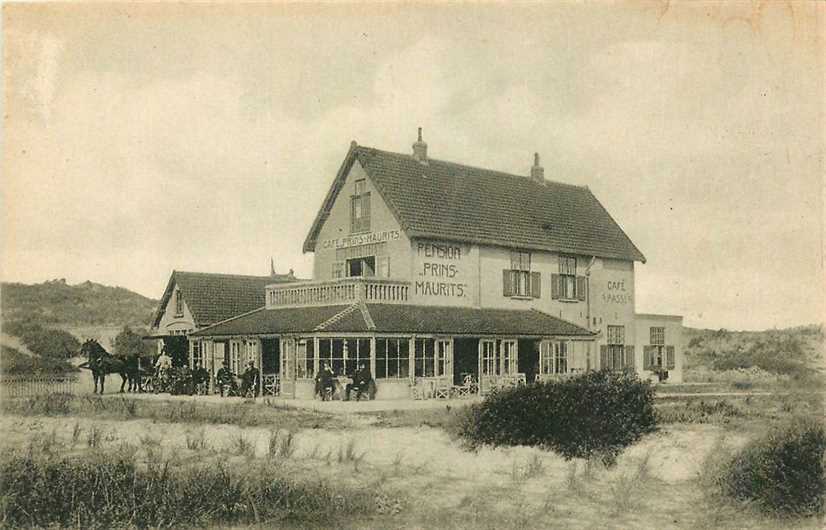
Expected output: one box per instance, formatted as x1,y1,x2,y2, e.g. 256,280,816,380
717,418,826,516
458,370,657,464
0,345,77,374
3,321,80,359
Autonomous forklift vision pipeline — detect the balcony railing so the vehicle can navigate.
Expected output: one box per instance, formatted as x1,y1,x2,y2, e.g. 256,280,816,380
267,278,411,308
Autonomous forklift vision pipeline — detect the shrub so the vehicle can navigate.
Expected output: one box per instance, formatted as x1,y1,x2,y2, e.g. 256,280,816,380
458,370,657,464
717,418,826,516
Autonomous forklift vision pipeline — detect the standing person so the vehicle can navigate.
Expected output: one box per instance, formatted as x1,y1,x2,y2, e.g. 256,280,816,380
240,361,260,397
154,347,173,391
315,362,335,401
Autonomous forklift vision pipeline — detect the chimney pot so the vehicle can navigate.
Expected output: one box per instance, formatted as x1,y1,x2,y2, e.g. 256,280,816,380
530,152,544,183
412,127,428,163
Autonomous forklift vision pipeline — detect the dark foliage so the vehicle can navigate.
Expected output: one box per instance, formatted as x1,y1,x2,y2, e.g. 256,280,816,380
113,326,153,358
3,321,80,359
458,370,657,464
0,345,77,375
0,452,385,528
718,418,826,516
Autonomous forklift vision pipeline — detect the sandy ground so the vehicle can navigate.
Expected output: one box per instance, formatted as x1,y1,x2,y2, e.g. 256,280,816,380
2,411,788,530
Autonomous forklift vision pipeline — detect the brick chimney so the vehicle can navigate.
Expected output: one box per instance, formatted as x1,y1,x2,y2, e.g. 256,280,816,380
530,152,544,183
412,127,428,163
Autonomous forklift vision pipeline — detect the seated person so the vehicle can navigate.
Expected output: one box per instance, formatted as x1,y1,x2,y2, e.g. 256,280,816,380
314,362,335,400
215,365,237,397
192,362,210,394
347,362,374,401
240,361,260,397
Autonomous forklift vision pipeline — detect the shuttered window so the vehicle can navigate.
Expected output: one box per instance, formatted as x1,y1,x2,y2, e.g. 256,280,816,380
551,256,586,302
503,251,540,298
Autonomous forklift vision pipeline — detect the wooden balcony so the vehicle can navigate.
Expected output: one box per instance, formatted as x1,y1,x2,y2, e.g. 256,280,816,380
266,278,411,308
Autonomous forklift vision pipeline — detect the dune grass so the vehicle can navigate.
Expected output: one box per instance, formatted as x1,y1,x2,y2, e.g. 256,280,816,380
1,393,350,431
0,449,390,529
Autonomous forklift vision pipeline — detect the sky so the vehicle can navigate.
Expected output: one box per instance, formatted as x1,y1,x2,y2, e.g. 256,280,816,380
2,2,823,330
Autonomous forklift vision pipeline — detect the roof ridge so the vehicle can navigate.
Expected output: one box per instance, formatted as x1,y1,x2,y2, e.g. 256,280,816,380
175,270,290,280
356,145,587,190
358,301,376,330
314,303,361,331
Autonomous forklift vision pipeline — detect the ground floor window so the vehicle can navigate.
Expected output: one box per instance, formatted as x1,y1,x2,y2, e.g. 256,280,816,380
229,341,242,374
481,339,518,376
415,338,435,377
539,340,568,375
345,339,371,374
191,341,203,369
375,337,410,379
296,338,315,379
644,344,675,370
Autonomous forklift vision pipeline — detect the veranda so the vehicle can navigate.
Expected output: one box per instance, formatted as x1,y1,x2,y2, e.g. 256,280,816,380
190,334,596,400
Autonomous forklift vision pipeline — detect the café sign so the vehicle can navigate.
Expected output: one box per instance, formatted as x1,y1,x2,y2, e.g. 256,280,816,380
321,230,401,250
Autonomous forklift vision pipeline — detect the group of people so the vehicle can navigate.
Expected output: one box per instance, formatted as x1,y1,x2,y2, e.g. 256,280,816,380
215,361,260,397
314,362,374,401
152,348,257,396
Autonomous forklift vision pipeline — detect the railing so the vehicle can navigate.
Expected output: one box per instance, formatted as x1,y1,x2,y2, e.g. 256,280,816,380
480,373,527,394
0,374,83,399
267,278,411,308
262,374,280,396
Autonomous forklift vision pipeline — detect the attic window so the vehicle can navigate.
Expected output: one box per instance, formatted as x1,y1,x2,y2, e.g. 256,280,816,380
350,179,371,233
174,289,184,317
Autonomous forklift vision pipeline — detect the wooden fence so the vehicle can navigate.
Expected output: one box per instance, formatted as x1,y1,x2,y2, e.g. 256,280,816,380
0,374,84,399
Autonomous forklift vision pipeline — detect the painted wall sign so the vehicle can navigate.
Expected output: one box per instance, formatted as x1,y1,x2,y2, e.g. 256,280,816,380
602,279,632,304
321,230,401,250
414,242,469,298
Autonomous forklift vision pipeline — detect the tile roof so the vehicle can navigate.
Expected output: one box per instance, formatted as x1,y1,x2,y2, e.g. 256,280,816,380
151,271,299,330
303,143,645,263
191,302,594,338
362,304,595,336
191,305,355,337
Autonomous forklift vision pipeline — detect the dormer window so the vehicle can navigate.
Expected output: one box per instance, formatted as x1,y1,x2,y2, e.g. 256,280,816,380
350,179,371,233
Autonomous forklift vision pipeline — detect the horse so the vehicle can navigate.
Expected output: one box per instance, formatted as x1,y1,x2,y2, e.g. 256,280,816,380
79,339,130,394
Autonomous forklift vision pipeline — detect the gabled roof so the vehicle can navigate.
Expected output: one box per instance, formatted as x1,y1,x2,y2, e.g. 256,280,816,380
151,270,298,330
303,143,646,263
191,302,594,338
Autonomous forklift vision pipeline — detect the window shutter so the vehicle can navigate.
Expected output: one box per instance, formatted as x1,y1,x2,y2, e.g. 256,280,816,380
666,346,675,369
600,345,608,370
643,346,653,370
503,270,513,296
576,276,587,301
551,274,560,299
362,192,371,231
332,261,344,279
624,345,635,370
530,272,541,298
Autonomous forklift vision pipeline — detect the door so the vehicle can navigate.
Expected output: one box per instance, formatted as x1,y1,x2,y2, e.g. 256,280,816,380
479,339,497,393
262,338,280,374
